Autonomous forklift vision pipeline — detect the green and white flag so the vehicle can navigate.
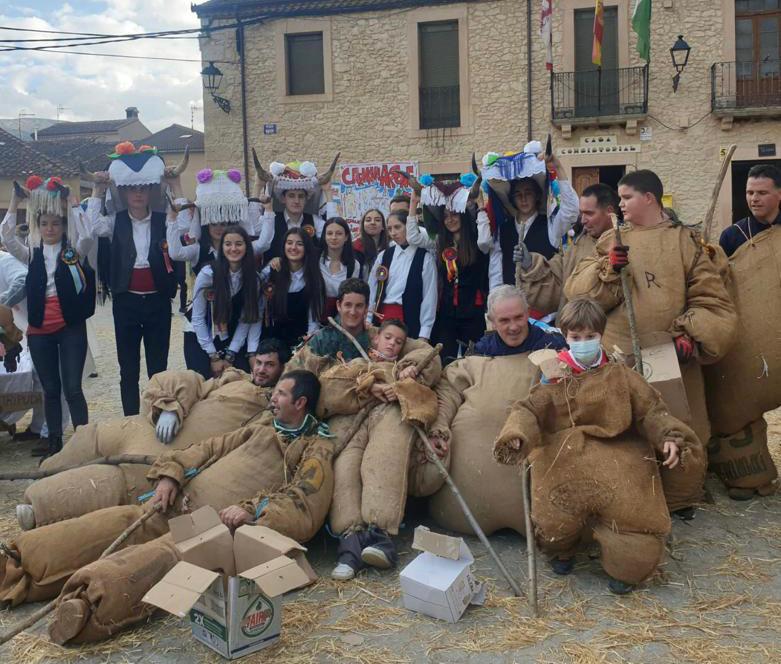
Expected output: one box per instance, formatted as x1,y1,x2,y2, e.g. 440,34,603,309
631,0,652,61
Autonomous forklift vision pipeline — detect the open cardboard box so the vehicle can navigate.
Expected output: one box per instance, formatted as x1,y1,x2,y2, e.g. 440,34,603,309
637,332,692,425
399,526,485,623
143,506,316,660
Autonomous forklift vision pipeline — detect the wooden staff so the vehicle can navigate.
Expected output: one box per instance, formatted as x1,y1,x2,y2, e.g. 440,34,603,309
0,454,159,482
0,504,164,646
610,213,643,374
703,144,737,244
520,458,537,615
328,319,523,597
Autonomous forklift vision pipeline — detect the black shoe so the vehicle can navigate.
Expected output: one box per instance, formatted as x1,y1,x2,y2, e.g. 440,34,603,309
607,577,634,595
14,428,39,442
37,436,63,462
672,506,695,521
550,557,574,575
31,439,49,457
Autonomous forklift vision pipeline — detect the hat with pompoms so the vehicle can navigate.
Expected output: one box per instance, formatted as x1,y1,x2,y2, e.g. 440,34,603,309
195,168,248,226
420,172,482,215
108,142,165,187
268,160,319,198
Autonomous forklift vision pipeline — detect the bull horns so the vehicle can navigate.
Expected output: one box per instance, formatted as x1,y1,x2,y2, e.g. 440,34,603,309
164,145,190,178
317,152,341,186
12,181,28,199
79,160,97,183
251,148,273,183
390,169,422,194
471,152,480,176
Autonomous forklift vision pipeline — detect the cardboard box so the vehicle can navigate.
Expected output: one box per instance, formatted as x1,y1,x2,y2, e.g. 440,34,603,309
399,526,485,623
143,506,316,660
638,332,692,425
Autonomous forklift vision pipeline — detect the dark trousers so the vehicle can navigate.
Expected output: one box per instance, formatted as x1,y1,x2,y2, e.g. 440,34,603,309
433,312,486,365
174,262,187,311
27,322,88,438
112,292,172,416
184,331,251,380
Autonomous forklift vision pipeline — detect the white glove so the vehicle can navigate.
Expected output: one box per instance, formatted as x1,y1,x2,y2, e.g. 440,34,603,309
155,411,181,444
512,242,532,270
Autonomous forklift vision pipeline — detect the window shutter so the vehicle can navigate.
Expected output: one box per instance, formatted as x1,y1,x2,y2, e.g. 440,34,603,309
286,32,325,95
418,20,460,129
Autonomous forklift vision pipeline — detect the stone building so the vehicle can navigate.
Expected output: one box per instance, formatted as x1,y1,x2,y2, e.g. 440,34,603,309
34,107,151,143
192,0,781,234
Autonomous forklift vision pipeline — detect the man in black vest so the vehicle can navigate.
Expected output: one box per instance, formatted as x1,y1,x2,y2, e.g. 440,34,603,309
86,144,181,416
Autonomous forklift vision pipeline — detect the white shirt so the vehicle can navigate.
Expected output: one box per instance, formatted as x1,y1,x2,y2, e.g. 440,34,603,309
368,244,438,339
86,197,153,268
260,265,320,334
319,256,362,298
408,211,493,257
282,201,338,239
0,251,28,331
191,265,260,356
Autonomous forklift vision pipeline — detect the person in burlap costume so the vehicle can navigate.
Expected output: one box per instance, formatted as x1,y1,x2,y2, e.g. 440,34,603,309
515,183,619,321
15,340,289,530
564,169,736,514
494,298,699,594
704,164,781,500
0,370,334,649
419,285,566,538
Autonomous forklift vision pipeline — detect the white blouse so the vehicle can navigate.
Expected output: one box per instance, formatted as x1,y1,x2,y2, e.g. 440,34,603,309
319,257,362,298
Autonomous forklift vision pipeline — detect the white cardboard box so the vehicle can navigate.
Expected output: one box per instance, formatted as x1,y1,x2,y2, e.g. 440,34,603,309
399,526,485,623
639,332,692,426
143,506,316,660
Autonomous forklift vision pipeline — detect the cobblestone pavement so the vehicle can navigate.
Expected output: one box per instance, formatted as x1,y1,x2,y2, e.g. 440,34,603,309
0,304,779,663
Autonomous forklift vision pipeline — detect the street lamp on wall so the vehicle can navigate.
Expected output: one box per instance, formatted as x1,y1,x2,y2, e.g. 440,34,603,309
201,61,231,113
670,35,691,93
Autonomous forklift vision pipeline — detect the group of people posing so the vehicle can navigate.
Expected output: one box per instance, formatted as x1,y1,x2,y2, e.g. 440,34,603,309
0,140,779,646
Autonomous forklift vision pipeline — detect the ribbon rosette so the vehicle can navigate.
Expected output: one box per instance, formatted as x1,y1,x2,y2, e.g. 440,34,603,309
304,225,316,238
441,247,459,305
61,247,85,294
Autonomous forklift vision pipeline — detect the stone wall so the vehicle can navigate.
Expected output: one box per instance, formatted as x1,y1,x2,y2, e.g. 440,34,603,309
198,0,780,235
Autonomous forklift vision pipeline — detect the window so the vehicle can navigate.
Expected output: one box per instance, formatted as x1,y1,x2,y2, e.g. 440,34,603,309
418,20,460,129
735,0,780,106
285,32,325,96
573,6,619,116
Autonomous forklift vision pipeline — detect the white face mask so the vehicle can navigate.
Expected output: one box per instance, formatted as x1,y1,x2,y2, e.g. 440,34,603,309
568,337,602,366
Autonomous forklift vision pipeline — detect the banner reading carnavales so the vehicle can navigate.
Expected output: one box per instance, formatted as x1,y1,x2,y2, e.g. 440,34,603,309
335,161,418,238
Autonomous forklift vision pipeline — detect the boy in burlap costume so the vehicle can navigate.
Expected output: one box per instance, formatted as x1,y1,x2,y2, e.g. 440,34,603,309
0,370,333,631
328,321,442,580
420,286,566,537
494,298,699,594
516,184,618,320
703,164,781,500
16,342,289,530
564,170,736,511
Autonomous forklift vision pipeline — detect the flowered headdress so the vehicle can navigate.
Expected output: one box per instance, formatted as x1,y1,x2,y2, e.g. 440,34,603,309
19,175,69,246
195,168,248,225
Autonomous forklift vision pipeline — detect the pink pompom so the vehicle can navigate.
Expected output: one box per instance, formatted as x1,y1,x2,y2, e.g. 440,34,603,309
197,168,213,184
226,168,242,183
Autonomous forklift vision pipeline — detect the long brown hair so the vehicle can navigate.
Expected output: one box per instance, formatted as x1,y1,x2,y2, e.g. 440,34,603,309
436,210,478,267
359,208,387,267
212,226,259,326
270,227,325,322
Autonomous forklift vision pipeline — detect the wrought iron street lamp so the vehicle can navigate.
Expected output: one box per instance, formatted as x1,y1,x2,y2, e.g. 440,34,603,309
670,35,691,93
201,61,231,113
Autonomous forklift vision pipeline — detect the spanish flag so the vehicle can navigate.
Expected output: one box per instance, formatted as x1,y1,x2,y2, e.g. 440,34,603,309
592,0,604,67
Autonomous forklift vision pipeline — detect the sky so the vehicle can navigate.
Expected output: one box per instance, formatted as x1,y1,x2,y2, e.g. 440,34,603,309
0,0,205,133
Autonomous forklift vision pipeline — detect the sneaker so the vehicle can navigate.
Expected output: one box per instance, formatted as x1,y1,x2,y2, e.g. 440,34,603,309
16,504,35,531
607,577,634,595
361,546,393,569
672,506,696,521
331,562,356,581
550,557,574,575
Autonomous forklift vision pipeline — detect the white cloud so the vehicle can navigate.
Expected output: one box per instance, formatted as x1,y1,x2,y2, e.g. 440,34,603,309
0,1,205,132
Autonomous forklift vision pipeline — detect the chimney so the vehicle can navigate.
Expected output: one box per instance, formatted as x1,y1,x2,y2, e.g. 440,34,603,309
125,107,139,119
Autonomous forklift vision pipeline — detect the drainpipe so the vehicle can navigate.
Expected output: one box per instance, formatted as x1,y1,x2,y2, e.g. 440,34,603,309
527,0,533,142
237,19,250,195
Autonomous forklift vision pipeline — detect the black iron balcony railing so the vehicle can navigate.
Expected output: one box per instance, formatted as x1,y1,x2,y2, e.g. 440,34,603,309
419,85,461,129
712,60,781,111
551,65,648,121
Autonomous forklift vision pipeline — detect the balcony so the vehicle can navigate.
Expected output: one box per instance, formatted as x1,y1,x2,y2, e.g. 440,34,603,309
711,60,781,127
551,65,648,136
419,85,460,130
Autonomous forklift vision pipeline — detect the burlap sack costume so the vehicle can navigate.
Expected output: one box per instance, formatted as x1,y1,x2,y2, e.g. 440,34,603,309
39,368,271,471
0,420,335,607
564,221,737,449
0,304,23,350
703,226,781,494
494,362,698,585
424,354,538,536
329,341,442,536
519,234,596,318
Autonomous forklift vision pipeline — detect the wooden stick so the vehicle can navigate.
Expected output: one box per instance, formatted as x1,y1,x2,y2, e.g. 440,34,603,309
328,317,371,362
413,424,523,598
703,144,737,244
0,454,159,482
0,504,164,646
520,458,538,615
610,213,643,374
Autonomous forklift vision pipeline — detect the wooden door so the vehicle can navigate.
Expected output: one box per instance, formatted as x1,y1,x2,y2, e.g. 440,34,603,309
572,167,600,196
